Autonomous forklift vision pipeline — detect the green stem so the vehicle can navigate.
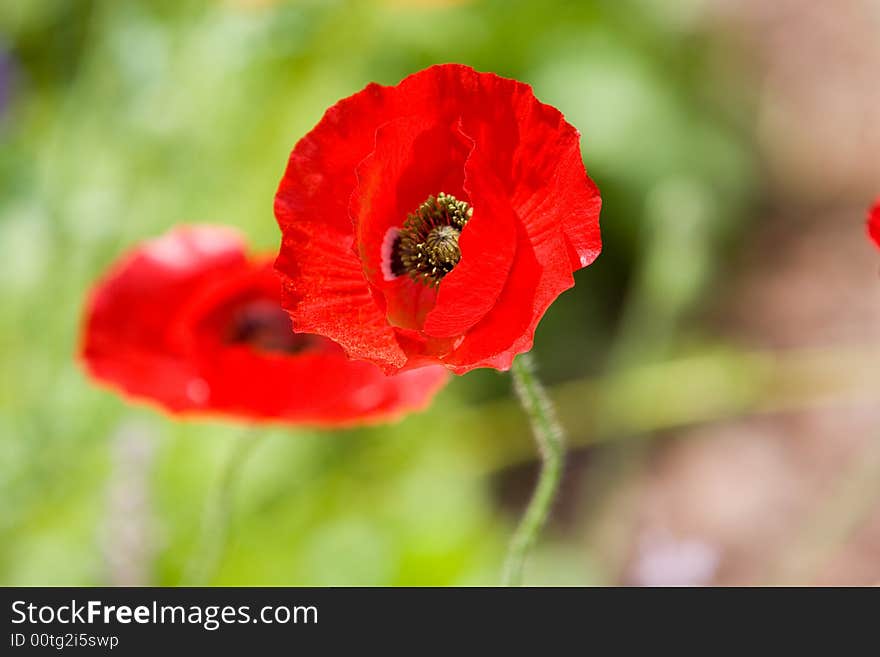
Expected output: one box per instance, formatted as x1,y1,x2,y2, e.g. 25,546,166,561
183,432,263,585
502,353,566,586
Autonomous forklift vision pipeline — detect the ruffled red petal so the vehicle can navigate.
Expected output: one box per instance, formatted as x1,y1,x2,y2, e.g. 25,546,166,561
81,226,448,425
353,116,470,331
274,226,407,369
274,64,602,373
423,124,518,339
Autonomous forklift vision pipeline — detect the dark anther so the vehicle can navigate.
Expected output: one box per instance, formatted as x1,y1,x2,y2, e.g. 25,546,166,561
392,192,473,286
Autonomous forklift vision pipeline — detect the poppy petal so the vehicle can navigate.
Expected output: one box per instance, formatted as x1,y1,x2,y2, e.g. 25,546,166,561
423,134,518,338
274,227,407,369
352,115,470,331
868,199,880,250
444,219,573,374
82,226,249,410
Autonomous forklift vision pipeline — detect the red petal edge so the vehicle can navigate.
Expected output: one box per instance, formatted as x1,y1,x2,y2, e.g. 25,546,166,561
868,199,880,250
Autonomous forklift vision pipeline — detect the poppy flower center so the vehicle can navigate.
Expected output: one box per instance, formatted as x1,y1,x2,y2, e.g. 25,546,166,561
225,299,312,354
392,192,473,286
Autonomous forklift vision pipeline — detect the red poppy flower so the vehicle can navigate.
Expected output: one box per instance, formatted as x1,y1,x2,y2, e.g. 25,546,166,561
274,64,601,375
80,226,449,426
869,198,880,250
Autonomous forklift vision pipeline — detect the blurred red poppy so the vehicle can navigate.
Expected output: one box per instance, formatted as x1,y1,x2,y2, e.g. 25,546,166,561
869,199,880,249
80,226,449,426
274,64,601,375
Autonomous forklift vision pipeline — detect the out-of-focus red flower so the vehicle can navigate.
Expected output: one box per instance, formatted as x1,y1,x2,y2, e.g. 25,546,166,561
274,64,601,375
80,226,449,426
868,199,880,249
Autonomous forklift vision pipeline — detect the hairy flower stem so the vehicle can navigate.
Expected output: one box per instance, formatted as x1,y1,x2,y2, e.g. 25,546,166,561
502,353,565,586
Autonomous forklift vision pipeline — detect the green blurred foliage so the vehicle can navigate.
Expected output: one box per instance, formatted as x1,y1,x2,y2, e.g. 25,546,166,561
0,0,756,584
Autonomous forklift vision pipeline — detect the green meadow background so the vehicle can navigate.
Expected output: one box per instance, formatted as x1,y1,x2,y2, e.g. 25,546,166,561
2,0,878,586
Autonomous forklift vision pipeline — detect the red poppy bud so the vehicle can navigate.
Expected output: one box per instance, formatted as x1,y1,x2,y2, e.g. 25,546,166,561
274,64,602,374
80,226,449,426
